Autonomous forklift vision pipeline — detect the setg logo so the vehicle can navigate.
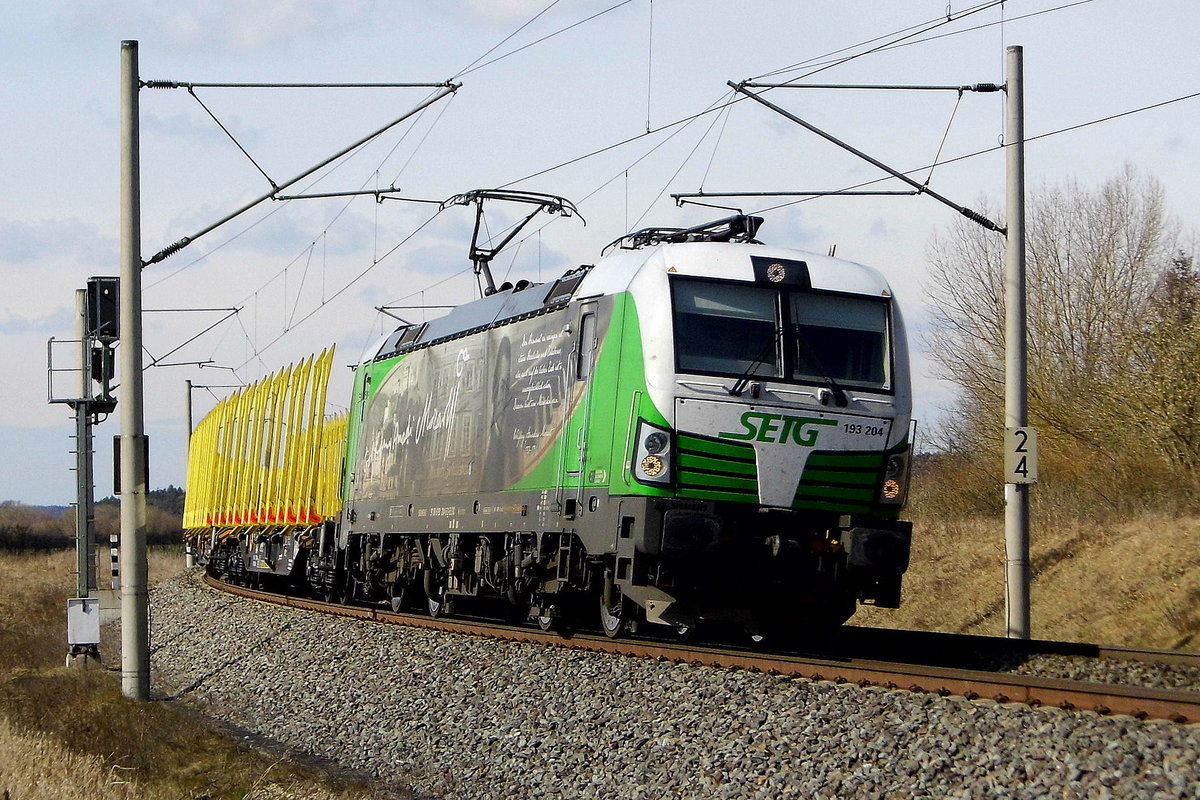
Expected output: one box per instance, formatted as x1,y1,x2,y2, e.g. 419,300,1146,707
719,412,837,446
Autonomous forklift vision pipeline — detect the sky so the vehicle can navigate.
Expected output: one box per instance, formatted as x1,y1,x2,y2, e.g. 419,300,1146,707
2,0,1197,505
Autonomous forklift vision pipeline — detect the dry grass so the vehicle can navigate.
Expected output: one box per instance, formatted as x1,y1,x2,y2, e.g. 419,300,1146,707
856,511,1200,650
0,714,139,799
0,548,390,800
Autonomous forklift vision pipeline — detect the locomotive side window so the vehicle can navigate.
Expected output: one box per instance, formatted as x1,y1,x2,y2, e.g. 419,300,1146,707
672,281,782,379
577,312,597,380
790,293,890,391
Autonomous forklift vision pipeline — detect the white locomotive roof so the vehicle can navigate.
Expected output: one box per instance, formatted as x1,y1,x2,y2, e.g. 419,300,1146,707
368,268,589,363
368,240,894,364
577,241,894,298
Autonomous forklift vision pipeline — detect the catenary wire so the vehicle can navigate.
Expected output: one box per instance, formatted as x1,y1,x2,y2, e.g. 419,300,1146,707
496,1,1040,191
765,1,1092,83
629,94,743,230
743,89,1200,216
486,89,737,257
453,0,564,79
160,2,961,350
187,0,628,364
751,0,1007,81
165,1,1088,368
455,0,636,79
234,209,447,370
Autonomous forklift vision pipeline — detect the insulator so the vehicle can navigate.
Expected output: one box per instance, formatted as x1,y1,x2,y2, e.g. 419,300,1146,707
145,236,193,266
960,207,1004,233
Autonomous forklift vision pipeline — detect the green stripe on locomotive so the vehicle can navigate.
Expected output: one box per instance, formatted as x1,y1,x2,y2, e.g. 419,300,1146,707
675,433,759,500
792,445,908,518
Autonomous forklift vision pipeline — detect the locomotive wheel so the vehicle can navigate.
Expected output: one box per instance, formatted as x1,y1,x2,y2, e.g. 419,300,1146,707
424,569,451,618
535,612,555,632
599,594,630,639
388,577,410,613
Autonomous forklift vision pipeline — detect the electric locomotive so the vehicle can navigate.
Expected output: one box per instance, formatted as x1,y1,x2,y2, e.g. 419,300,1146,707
296,210,914,637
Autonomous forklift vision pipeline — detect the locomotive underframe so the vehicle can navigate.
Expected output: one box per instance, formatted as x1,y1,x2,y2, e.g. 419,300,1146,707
200,484,910,634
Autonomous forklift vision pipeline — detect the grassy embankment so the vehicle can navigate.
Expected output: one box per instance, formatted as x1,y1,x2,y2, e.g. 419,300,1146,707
0,548,384,800
856,458,1200,651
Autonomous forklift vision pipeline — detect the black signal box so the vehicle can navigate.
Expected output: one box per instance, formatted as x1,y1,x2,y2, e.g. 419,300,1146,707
87,277,119,341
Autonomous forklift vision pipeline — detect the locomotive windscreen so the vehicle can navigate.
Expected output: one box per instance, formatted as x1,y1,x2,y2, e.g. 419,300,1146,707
671,276,892,392
790,292,890,390
671,281,782,377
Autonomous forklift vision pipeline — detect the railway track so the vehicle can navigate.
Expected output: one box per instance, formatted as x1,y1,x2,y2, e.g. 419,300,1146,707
202,574,1200,725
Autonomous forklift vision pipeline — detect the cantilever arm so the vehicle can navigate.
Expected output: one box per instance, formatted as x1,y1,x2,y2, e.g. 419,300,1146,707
728,81,1004,234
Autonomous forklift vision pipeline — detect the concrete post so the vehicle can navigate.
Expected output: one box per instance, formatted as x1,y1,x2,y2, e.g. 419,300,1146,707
185,379,195,569
1003,45,1031,639
119,39,150,700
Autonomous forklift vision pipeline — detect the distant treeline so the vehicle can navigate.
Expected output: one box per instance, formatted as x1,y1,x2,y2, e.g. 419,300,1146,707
98,484,185,516
0,487,185,551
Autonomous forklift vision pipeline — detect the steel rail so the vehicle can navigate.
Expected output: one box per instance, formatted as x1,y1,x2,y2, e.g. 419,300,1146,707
838,624,1200,669
201,576,1200,724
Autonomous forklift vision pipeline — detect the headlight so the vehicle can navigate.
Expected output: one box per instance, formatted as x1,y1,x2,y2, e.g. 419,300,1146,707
644,432,669,455
640,455,665,477
633,420,672,485
879,450,911,506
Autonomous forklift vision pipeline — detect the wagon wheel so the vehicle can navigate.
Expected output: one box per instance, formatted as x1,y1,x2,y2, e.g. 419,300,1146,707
424,569,451,618
535,611,556,632
323,572,347,605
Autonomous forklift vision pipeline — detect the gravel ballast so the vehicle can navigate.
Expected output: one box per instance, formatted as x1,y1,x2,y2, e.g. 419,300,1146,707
148,572,1200,799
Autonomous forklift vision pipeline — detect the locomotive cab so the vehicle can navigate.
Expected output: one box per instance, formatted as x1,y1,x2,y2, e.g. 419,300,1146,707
584,225,915,634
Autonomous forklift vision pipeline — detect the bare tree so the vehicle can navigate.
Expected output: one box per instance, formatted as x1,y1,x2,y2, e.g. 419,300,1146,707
1127,252,1200,468
924,167,1196,506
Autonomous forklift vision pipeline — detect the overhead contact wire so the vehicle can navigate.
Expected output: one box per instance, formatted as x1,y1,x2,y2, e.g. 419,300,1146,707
752,1,1005,81
235,209,447,370
455,0,635,79
498,1,1020,191
745,89,1200,215
631,95,740,230
453,0,564,79
763,1,1092,83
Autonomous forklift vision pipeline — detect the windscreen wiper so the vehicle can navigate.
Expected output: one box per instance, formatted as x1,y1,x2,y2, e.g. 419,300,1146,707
728,329,781,397
793,325,848,407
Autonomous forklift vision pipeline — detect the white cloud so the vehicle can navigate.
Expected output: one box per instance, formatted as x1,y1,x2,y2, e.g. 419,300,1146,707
0,218,115,267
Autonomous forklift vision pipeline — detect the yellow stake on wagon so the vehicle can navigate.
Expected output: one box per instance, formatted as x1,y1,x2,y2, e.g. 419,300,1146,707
183,347,343,538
